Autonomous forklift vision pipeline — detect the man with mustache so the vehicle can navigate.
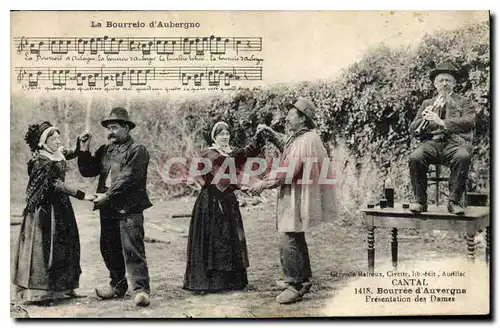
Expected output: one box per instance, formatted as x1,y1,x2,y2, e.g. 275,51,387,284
249,98,337,304
409,63,477,215
78,107,153,307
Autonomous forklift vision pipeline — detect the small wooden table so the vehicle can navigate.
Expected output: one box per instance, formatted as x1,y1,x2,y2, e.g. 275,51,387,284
361,204,490,272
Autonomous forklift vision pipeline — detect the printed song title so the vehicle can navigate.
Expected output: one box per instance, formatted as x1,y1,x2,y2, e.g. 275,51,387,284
91,20,201,29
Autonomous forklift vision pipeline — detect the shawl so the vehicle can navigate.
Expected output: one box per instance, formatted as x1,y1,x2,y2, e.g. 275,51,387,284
22,155,59,217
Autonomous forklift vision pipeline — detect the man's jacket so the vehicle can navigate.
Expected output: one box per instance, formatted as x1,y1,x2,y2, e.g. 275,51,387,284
78,136,153,213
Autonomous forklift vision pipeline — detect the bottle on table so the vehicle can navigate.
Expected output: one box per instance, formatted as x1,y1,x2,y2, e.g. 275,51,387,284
384,177,394,208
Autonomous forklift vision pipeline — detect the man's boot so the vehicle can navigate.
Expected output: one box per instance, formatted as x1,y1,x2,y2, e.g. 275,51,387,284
448,200,465,215
299,282,313,296
276,285,303,304
95,279,128,300
134,291,150,307
410,203,428,213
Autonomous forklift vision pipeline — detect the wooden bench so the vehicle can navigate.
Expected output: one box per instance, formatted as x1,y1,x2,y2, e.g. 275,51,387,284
361,203,490,272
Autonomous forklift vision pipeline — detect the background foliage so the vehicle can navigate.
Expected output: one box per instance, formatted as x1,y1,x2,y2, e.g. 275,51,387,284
11,22,490,217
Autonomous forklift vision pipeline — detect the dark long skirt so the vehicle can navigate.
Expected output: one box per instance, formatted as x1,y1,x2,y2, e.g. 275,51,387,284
12,195,82,303
183,185,249,292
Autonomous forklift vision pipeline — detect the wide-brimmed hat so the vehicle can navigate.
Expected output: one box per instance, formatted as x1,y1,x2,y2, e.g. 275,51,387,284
430,62,460,82
287,98,317,128
101,107,136,129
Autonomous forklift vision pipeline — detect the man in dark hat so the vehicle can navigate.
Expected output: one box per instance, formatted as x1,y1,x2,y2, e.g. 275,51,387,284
78,107,153,307
249,98,337,304
409,63,476,215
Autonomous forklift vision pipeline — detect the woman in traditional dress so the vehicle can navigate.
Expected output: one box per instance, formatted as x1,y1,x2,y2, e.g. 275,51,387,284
183,121,265,293
12,121,94,305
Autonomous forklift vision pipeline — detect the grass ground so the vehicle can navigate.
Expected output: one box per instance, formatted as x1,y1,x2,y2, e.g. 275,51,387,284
10,195,487,318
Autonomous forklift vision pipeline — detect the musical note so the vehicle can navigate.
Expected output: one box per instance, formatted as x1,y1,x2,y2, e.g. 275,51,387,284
209,36,230,55
51,69,71,86
182,38,195,55
114,38,125,54
193,72,205,86
235,39,242,55
50,39,71,54
28,70,42,87
208,36,215,55
88,72,100,87
195,37,208,56
77,38,89,54
129,68,152,86
103,36,124,55
115,71,126,87
89,37,101,55
76,72,85,86
75,69,101,87
233,67,241,81
103,75,110,87
181,72,191,86
29,40,44,55
156,39,176,55
141,41,154,55
208,69,226,86
102,70,124,87
223,67,239,86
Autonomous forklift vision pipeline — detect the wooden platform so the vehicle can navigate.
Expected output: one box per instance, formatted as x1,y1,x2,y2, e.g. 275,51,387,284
361,203,490,271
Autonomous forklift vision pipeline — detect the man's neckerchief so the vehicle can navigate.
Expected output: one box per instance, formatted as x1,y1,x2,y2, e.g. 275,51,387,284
283,127,311,153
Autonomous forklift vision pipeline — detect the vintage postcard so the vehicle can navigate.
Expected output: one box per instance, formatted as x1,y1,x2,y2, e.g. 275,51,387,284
10,10,491,318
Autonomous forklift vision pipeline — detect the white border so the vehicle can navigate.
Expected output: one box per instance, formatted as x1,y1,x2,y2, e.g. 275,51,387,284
2,1,498,327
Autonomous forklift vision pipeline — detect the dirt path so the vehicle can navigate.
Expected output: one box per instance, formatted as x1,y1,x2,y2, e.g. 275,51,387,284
10,197,483,318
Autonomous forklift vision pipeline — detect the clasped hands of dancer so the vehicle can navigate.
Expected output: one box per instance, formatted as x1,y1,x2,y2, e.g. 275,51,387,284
240,124,277,197
83,193,107,205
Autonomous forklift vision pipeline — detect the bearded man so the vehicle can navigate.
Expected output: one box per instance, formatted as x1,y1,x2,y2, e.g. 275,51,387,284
409,63,476,215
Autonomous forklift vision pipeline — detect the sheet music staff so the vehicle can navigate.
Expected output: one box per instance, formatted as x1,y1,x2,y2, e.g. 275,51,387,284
15,66,263,88
15,36,262,56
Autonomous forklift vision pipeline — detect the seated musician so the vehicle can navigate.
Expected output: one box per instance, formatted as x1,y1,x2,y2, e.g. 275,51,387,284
409,63,476,215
